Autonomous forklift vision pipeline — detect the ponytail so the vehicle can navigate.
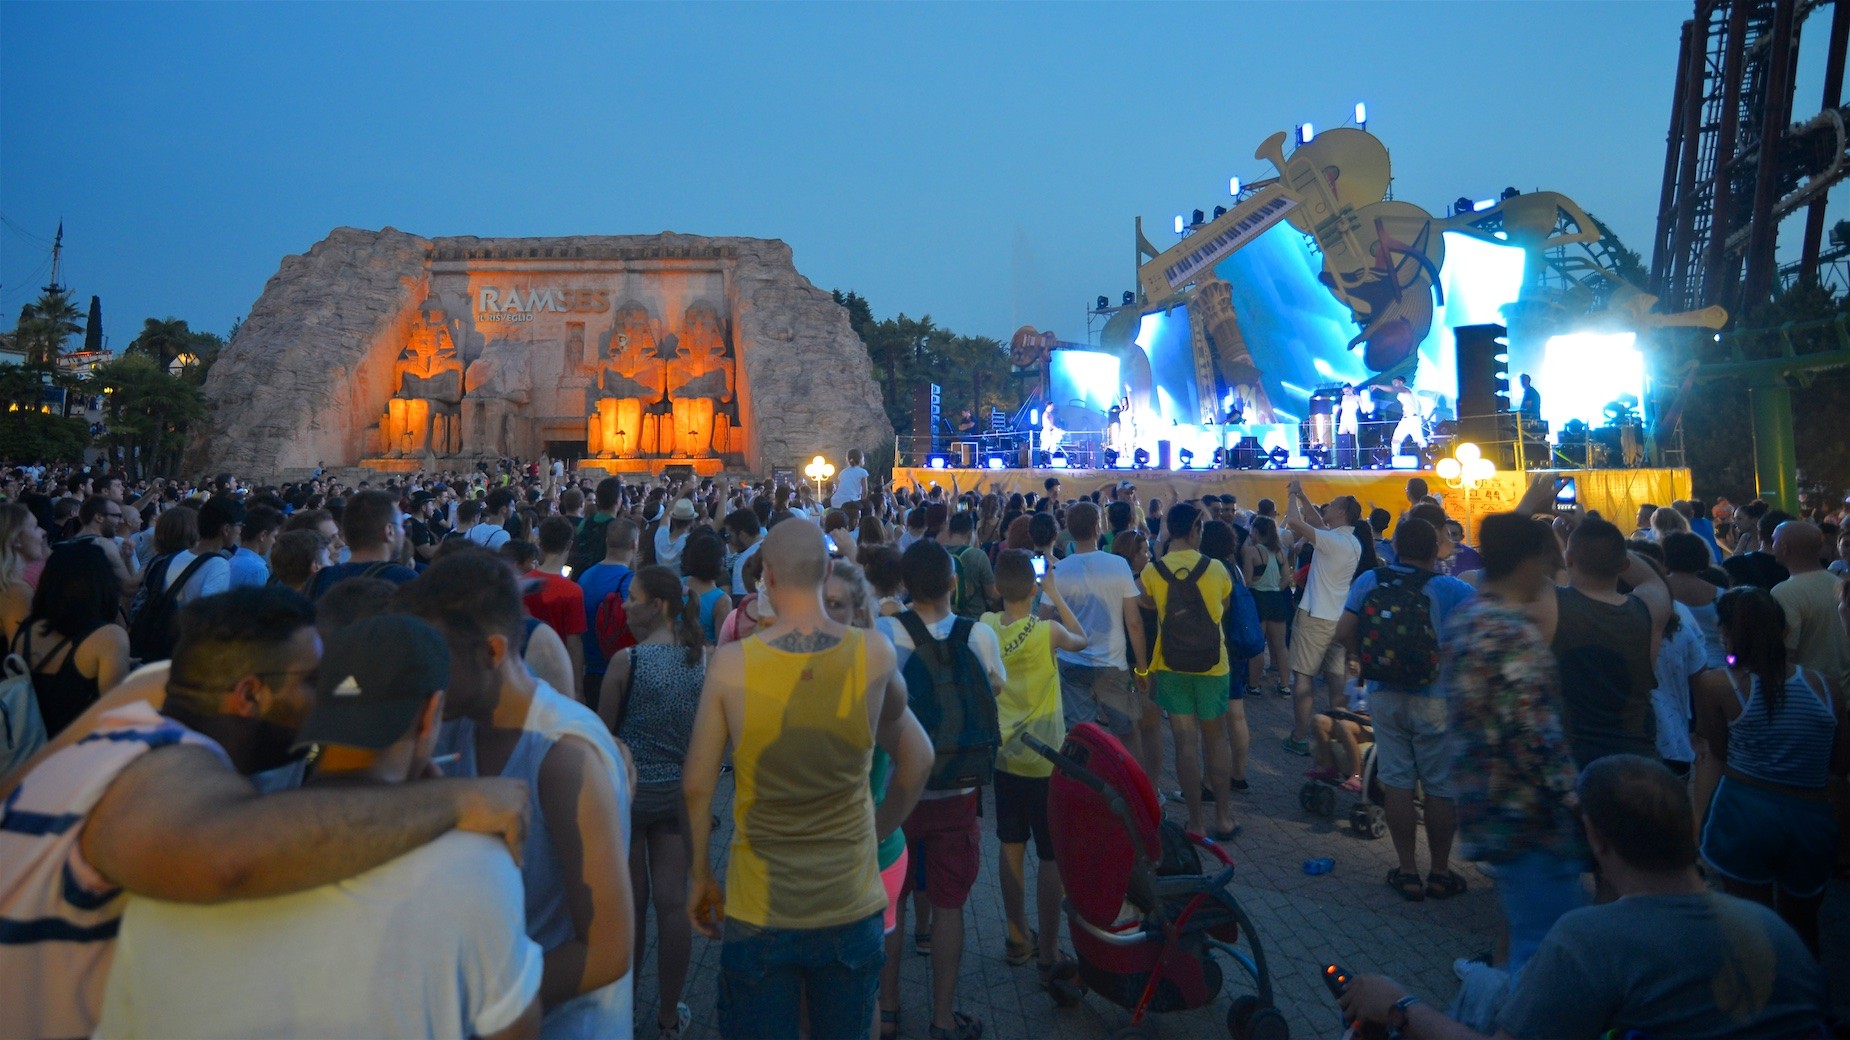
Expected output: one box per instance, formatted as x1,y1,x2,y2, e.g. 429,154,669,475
635,564,705,666
674,586,704,666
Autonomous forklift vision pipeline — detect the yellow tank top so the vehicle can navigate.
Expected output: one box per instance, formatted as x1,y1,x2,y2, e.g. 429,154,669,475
982,612,1063,778
729,627,887,929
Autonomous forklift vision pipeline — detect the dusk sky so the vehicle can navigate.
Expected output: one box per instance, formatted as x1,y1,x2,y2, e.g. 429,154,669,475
3,2,1844,351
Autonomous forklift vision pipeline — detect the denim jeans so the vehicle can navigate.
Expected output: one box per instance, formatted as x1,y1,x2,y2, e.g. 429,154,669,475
1494,849,1588,975
718,910,884,1040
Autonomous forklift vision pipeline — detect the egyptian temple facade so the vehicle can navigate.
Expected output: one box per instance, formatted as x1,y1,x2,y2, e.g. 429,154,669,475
189,228,891,478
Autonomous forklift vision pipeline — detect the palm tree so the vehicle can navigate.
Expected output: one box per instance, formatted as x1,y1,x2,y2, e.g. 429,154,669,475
15,290,82,365
127,317,196,372
95,354,205,478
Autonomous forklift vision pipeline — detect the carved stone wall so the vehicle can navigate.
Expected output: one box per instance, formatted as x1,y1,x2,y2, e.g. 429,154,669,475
188,229,892,477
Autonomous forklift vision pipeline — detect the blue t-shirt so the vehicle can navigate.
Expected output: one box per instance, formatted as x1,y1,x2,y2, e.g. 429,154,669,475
577,562,633,675
1342,564,1475,694
227,545,270,588
309,560,420,599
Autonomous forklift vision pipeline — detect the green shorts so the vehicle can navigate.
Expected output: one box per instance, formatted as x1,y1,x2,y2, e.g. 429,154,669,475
1154,670,1229,721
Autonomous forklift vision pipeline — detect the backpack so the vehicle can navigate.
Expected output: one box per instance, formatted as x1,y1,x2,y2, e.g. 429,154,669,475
1223,578,1265,661
1354,567,1441,688
1150,556,1222,674
593,569,639,658
0,651,46,779
127,551,221,663
568,514,613,581
896,611,1000,791
950,546,986,619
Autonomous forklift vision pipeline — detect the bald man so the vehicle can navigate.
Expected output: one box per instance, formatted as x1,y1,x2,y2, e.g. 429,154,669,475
683,518,932,1040
1772,522,1850,687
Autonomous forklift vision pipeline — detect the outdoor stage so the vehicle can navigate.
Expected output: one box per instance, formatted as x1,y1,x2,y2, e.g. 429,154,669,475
893,466,1693,536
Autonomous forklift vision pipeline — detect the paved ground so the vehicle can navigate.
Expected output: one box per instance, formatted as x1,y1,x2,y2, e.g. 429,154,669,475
633,681,1850,1039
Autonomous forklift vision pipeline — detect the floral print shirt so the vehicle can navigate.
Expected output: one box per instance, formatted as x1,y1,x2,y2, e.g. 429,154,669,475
1443,597,1587,865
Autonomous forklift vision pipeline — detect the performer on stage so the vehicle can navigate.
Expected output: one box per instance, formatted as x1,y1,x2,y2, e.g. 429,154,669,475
1517,373,1541,423
1040,404,1064,454
1389,376,1427,457
1335,383,1373,468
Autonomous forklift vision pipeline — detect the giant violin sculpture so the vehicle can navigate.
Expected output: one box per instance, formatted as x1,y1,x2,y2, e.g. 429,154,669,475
1256,128,1444,375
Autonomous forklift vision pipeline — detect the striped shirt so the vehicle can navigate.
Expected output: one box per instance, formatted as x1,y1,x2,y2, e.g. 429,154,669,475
1728,668,1836,790
0,701,226,1038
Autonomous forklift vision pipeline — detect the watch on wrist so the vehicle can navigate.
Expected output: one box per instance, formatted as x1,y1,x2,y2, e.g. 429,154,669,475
1388,994,1422,1034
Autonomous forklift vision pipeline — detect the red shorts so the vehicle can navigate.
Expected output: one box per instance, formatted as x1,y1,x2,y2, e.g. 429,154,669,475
899,791,981,910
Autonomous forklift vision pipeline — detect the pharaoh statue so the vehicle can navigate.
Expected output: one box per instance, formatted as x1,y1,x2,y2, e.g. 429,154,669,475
587,303,667,458
464,340,533,459
383,297,465,457
665,301,737,458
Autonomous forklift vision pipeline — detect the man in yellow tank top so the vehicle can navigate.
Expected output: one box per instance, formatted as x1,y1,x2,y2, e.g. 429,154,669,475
685,519,932,1040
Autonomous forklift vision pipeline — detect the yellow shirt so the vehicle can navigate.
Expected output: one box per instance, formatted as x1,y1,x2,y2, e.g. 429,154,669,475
1141,549,1232,676
981,612,1063,778
728,628,887,929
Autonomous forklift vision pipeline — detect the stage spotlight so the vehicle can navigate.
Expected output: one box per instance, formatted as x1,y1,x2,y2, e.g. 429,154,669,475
1028,408,1040,426
1212,206,1227,220
1229,176,1242,196
1212,447,1227,468
1297,122,1315,144
1473,199,1497,212
1177,448,1194,469
1354,101,1367,126
1265,447,1289,470
1133,448,1151,469
928,455,948,470
1096,295,1109,311
1191,209,1205,227
1122,291,1135,306
986,456,1007,471
1049,452,1068,469
1174,215,1185,234
1103,448,1121,468
1501,186,1521,200
1307,445,1330,470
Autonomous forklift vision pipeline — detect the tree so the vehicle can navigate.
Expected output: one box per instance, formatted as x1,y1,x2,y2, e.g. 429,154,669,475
126,317,195,371
94,353,205,478
83,296,103,353
12,289,82,365
831,291,1026,448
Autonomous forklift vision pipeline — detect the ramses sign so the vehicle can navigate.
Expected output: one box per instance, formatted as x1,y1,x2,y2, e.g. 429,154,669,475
476,287,611,315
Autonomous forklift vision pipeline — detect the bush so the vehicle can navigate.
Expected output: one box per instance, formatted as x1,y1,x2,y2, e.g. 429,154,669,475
0,410,90,464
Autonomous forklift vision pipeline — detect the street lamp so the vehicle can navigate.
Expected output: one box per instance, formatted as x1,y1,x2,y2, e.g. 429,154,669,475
1435,441,1497,539
804,454,835,503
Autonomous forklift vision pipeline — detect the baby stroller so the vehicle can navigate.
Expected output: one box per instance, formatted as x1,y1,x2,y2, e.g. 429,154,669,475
1296,709,1390,839
1025,724,1287,1040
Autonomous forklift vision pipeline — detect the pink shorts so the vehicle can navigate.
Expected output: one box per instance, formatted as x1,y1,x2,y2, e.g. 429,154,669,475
881,846,910,935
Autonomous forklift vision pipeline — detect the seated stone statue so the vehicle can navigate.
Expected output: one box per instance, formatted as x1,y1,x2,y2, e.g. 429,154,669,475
383,299,465,457
464,341,533,459
665,301,738,458
587,303,666,459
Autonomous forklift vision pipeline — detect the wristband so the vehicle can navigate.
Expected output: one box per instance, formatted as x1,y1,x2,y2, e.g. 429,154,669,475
1133,666,1151,678
1388,994,1421,1036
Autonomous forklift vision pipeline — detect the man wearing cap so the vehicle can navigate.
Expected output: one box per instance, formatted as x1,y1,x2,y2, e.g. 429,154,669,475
0,588,530,1039
96,615,544,1039
396,551,635,1038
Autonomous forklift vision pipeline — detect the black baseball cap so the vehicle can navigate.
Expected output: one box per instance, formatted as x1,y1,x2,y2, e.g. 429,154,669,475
295,615,450,751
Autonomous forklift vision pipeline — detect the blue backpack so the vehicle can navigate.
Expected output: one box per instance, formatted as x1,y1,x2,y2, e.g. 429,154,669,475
1223,579,1265,661
896,611,999,791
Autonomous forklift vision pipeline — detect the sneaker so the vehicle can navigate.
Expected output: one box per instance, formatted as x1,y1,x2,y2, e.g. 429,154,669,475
1453,956,1489,981
1281,736,1311,756
659,1002,692,1039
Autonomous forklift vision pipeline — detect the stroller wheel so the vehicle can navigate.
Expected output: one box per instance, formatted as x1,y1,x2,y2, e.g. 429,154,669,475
1227,995,1259,1037
1244,1007,1289,1040
1297,782,1316,812
1350,803,1387,839
1312,785,1337,817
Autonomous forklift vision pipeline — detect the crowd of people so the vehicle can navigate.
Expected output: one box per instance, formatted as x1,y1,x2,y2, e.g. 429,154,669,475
2,454,1849,1039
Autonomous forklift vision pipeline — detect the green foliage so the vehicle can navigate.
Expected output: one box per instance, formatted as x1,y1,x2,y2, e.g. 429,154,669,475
0,410,89,464
11,290,83,365
1676,279,1850,502
831,290,1020,444
83,296,103,353
95,352,206,479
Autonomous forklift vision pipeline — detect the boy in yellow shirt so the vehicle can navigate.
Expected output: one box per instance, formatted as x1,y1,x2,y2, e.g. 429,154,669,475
982,549,1088,1000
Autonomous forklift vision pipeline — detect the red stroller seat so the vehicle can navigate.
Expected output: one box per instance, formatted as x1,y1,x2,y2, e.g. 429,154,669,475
1033,723,1286,1040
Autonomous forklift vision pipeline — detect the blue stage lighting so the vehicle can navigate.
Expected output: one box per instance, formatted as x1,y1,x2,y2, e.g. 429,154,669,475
986,456,1007,470
928,456,948,470
1298,122,1315,144
1174,215,1185,234
1229,176,1242,196
1354,102,1367,125
1049,452,1068,469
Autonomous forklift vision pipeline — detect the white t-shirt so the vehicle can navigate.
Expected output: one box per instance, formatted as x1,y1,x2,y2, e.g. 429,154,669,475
877,610,1007,799
1052,549,1140,670
96,832,542,1039
162,548,231,604
1652,602,1709,764
1300,525,1360,621
655,525,689,574
730,538,762,596
467,521,511,550
832,466,870,507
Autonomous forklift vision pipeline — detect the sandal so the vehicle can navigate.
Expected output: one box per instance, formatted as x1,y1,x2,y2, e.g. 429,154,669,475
913,928,931,956
879,1008,900,1040
1003,929,1036,967
929,1010,984,1040
1426,871,1468,899
1387,868,1426,902
1038,958,1086,1007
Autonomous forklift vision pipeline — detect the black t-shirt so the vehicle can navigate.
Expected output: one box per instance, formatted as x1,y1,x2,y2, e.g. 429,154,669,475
1721,551,1789,591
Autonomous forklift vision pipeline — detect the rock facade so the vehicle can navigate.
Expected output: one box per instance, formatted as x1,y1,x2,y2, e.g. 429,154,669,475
189,228,891,477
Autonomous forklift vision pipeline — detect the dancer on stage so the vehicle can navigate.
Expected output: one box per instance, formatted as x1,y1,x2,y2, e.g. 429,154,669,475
1335,384,1372,468
1388,376,1427,458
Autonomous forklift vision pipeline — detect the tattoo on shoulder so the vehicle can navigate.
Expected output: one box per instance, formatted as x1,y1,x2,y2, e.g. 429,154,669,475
768,630,842,653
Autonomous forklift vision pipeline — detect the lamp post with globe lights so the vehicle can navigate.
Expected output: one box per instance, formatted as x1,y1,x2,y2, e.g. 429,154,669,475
804,455,835,506
1435,442,1497,539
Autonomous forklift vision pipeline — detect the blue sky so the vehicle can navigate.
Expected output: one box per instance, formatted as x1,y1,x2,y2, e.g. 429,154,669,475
3,2,1843,350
